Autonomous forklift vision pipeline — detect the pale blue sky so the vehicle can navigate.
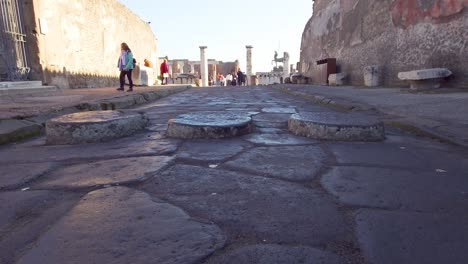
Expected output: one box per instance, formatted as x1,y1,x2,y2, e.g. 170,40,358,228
117,0,312,72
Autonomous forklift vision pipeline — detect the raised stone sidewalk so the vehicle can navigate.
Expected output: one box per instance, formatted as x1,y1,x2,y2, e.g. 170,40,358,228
275,84,468,147
0,85,192,145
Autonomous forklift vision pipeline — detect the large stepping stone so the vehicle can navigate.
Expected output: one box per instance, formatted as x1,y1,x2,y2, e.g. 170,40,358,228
46,111,148,145
17,187,225,264
167,111,254,139
289,112,385,141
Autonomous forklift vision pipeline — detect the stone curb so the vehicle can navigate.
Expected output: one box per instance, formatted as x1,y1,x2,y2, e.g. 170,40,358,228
0,86,191,145
274,86,467,148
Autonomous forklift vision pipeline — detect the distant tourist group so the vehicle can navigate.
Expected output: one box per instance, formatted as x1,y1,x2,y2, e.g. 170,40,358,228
213,70,247,86
117,42,247,90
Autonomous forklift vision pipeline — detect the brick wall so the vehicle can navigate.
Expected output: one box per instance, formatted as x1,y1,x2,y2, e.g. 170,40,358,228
301,0,467,88
22,0,158,88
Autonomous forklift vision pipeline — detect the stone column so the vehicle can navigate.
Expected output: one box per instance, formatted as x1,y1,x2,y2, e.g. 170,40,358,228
200,46,208,87
190,63,195,74
246,45,253,85
283,52,290,79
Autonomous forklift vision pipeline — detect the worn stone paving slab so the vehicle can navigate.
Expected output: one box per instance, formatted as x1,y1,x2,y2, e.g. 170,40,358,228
261,107,297,114
0,163,51,190
37,156,174,189
254,121,288,129
330,142,468,171
0,134,180,163
254,127,287,134
355,209,468,264
383,135,454,152
252,113,292,123
321,166,468,212
225,146,326,181
0,191,79,264
0,191,54,231
243,133,318,146
147,165,347,246
18,187,225,264
330,143,428,169
206,244,345,264
177,139,252,162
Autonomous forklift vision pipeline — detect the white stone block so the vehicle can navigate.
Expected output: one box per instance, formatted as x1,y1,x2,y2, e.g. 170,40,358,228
364,65,381,87
328,73,347,86
398,68,452,81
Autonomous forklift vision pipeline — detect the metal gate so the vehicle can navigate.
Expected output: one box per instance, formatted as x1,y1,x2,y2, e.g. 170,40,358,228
0,0,30,81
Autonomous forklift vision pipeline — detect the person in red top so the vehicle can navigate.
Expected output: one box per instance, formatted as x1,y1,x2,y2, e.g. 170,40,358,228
160,59,169,85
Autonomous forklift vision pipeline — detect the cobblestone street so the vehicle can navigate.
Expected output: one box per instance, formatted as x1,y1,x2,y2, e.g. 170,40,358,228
1,86,467,264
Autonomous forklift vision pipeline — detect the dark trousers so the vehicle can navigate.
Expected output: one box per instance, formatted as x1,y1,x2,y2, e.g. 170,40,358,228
119,70,133,89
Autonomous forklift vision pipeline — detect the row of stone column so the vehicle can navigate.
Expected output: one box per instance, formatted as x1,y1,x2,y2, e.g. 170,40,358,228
199,45,253,87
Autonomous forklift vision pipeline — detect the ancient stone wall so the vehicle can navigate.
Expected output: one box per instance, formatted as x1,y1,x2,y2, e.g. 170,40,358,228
22,0,158,88
300,0,467,88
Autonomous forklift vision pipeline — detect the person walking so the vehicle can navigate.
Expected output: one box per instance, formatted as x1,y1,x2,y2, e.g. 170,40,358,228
160,59,169,85
237,69,244,86
226,73,233,86
117,42,134,92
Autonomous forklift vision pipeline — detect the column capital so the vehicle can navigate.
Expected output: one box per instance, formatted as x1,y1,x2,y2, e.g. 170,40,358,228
199,46,207,49
246,45,253,49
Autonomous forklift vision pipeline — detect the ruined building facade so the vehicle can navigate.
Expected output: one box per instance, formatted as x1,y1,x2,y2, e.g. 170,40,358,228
300,0,467,87
0,0,158,88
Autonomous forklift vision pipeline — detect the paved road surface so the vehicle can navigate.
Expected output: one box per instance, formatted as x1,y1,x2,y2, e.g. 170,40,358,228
1,86,467,264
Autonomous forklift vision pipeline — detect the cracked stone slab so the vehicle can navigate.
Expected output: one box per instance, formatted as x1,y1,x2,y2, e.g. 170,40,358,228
177,139,251,161
254,127,287,134
0,163,50,190
167,111,254,139
356,209,468,264
0,134,180,163
206,244,345,264
0,191,79,264
261,107,297,114
0,191,55,231
147,165,347,246
46,111,149,145
243,133,318,146
254,121,288,129
253,113,292,123
321,166,468,213
289,112,385,141
37,156,174,189
330,142,468,171
18,187,225,264
225,146,326,181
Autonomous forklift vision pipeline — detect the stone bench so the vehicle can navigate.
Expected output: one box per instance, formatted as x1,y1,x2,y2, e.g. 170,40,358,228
398,68,452,90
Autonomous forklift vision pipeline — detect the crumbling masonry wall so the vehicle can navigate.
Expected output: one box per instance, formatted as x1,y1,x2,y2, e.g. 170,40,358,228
22,0,158,88
300,0,467,88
